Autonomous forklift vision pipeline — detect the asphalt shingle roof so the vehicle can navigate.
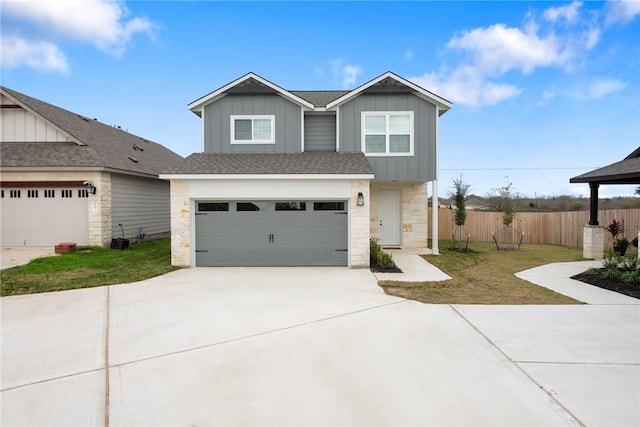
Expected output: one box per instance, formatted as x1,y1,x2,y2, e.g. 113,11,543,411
1,86,182,176
290,91,350,108
163,152,374,175
570,147,640,184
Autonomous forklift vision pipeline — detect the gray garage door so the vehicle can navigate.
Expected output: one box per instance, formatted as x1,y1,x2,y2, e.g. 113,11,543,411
195,201,348,266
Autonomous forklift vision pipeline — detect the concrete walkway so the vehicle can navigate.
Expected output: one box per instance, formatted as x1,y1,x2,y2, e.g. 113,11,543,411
373,247,452,282
1,262,638,426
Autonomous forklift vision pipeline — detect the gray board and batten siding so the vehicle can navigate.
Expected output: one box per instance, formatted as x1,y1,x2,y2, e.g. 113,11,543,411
304,114,337,152
338,93,437,182
203,94,302,154
110,174,171,240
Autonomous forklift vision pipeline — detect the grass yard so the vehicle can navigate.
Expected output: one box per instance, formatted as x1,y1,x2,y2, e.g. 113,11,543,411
379,241,584,304
1,239,179,297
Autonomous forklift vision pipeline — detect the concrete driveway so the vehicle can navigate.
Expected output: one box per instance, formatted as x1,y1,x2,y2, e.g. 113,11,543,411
1,247,56,270
1,266,639,426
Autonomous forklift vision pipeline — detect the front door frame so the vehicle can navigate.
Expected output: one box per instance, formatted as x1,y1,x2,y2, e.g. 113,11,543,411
378,188,402,247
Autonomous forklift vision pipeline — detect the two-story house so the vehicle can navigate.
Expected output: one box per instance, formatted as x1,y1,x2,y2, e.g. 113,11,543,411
161,72,451,267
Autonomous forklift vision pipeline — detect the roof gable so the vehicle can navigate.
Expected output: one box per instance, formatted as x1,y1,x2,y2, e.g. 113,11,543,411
325,71,452,115
0,86,183,177
188,72,315,116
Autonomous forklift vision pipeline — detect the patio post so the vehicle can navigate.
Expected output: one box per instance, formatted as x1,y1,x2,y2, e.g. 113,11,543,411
589,183,599,225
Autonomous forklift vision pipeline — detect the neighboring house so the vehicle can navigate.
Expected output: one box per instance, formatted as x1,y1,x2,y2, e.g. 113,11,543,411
161,72,451,267
0,86,183,247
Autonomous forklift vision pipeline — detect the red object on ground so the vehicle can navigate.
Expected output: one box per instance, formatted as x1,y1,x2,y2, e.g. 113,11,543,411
54,242,77,254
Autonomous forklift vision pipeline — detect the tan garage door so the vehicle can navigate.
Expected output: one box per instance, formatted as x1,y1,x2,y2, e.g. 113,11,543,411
1,188,89,246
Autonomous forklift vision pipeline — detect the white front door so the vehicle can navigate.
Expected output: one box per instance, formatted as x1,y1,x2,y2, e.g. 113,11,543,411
379,189,401,247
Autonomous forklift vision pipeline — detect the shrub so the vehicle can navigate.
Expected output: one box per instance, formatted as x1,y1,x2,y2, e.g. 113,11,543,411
622,270,640,284
369,238,397,269
603,251,622,269
603,266,621,281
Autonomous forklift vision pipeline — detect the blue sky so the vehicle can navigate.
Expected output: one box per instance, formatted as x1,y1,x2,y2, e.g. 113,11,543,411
2,0,639,198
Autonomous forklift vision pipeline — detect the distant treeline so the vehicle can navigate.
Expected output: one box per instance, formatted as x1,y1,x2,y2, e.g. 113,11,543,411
438,195,640,212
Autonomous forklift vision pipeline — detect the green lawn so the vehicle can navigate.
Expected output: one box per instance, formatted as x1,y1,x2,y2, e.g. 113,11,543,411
1,239,179,297
379,241,585,304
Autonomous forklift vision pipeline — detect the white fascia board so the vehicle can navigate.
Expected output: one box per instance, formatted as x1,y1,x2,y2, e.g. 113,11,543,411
159,174,374,181
187,72,315,113
326,71,452,114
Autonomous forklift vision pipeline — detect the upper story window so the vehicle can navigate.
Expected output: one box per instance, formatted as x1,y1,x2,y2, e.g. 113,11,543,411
361,111,414,156
231,115,275,144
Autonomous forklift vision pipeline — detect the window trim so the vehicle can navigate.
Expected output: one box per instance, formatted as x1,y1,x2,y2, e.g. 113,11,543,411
230,115,275,145
361,111,414,157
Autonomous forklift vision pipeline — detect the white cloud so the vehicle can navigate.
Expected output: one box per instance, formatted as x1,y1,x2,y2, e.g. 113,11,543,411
544,1,583,24
0,36,69,73
342,65,362,88
586,78,627,99
447,24,571,75
411,67,522,107
329,58,362,89
1,0,156,72
408,1,624,108
605,0,640,25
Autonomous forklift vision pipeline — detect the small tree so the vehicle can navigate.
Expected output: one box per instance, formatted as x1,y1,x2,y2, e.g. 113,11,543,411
488,180,518,227
489,180,524,250
449,176,471,250
450,176,470,226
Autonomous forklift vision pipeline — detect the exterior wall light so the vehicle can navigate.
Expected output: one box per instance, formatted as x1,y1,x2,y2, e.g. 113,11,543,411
84,180,96,195
357,192,365,206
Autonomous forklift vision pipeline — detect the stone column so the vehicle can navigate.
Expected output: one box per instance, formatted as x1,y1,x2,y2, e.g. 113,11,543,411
88,172,111,247
350,180,371,268
583,224,605,260
170,180,191,267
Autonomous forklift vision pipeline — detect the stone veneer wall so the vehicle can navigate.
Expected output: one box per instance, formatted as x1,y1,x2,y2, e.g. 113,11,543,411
0,170,110,246
350,180,371,268
369,182,428,248
169,180,191,267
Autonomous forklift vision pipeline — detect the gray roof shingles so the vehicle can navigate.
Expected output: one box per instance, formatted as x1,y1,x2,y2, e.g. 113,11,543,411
570,147,640,184
163,152,374,175
1,86,183,176
290,91,349,108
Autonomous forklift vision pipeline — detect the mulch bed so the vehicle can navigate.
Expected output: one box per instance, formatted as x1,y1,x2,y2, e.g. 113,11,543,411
571,271,640,299
370,257,403,273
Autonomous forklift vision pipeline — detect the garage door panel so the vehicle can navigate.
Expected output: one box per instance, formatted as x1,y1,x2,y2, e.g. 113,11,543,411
1,194,88,246
194,200,348,267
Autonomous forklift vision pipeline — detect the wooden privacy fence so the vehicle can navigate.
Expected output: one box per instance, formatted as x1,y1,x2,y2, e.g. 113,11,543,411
430,208,640,248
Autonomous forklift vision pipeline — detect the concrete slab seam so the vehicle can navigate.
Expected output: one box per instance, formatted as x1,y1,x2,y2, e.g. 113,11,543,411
514,361,640,366
104,286,111,427
110,299,410,369
0,367,105,392
449,304,586,427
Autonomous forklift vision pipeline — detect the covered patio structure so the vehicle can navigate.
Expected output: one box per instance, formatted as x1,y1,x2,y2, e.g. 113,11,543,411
570,147,640,258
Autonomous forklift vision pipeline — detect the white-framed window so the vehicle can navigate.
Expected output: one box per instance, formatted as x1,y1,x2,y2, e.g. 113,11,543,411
361,111,414,156
231,115,275,144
